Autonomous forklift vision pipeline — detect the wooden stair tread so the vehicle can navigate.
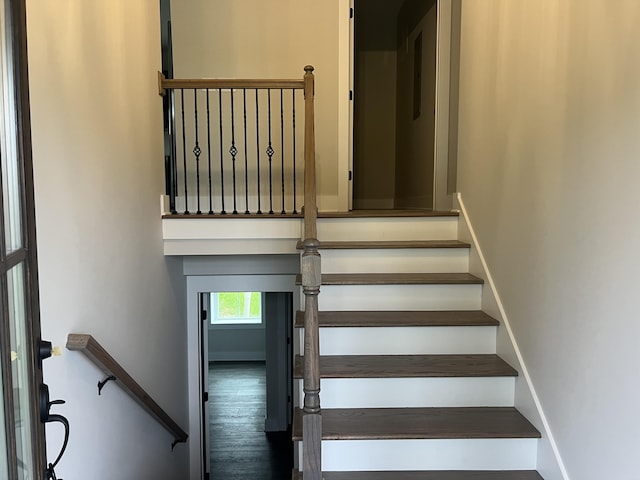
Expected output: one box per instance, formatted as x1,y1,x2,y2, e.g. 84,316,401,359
295,273,484,286
296,240,470,250
318,209,459,218
294,354,518,379
295,310,499,328
293,470,544,480
292,407,541,441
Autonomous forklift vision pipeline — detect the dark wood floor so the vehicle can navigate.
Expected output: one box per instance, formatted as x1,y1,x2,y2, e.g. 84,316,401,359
209,362,293,480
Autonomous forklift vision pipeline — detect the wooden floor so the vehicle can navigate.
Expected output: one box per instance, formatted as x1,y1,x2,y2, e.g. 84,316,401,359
209,362,292,480
293,471,544,480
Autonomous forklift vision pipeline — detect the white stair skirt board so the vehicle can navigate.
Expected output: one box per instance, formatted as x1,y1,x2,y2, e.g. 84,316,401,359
319,438,538,471
316,284,482,311
314,326,497,355
317,217,457,241
298,377,515,408
321,248,469,274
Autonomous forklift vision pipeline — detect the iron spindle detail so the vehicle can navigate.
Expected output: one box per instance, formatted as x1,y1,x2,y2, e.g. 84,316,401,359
255,90,262,214
180,89,189,214
280,89,286,214
193,89,202,214
206,89,213,214
229,89,238,214
218,89,226,214
267,89,274,214
169,89,178,214
243,89,250,214
292,89,297,213
159,68,310,217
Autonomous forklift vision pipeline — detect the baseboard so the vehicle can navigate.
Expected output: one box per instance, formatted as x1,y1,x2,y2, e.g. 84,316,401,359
455,192,569,480
353,198,395,210
208,352,266,362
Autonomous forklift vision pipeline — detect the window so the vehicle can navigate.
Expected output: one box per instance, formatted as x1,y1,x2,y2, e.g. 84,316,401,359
211,292,262,325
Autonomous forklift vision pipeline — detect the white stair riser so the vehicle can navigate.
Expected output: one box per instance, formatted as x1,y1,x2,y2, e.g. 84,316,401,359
314,284,482,311
317,438,538,471
317,217,457,241
297,326,497,355
320,249,469,274
296,377,515,408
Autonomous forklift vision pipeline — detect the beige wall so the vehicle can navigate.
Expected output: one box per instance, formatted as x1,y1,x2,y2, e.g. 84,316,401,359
456,1,640,478
170,0,342,210
27,1,188,477
394,1,437,209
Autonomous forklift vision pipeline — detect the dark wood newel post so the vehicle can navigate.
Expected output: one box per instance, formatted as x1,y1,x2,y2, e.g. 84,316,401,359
301,65,322,480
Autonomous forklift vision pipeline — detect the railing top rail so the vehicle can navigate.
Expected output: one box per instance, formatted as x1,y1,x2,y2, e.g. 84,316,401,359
66,333,188,447
158,72,304,96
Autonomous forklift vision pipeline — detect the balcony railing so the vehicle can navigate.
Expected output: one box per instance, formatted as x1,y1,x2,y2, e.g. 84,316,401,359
159,66,322,479
158,68,314,216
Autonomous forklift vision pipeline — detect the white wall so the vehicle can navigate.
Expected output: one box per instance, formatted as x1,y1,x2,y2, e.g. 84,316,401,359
208,324,266,361
26,1,188,478
394,0,437,209
170,0,347,211
456,1,640,479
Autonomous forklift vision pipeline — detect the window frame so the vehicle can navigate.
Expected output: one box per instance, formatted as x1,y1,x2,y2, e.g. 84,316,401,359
209,292,263,326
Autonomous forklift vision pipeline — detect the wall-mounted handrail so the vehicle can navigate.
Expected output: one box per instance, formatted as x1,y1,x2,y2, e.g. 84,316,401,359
66,334,188,449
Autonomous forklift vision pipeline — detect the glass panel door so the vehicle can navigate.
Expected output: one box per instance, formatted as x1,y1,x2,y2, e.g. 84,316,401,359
8,264,35,478
0,0,46,478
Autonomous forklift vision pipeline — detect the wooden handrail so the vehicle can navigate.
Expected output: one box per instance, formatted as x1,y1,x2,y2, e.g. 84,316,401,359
300,65,322,480
66,334,188,448
158,71,304,96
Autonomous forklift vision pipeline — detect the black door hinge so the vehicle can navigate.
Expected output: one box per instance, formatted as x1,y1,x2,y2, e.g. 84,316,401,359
350,7,354,18
349,170,353,181
349,90,353,101
201,309,207,321
203,391,209,403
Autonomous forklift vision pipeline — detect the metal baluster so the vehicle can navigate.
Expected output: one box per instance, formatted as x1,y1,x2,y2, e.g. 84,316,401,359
206,89,213,214
193,89,202,214
169,89,178,214
218,89,226,214
255,90,262,214
280,89,286,214
230,89,238,214
180,89,189,214
267,89,274,214
292,89,297,214
243,89,249,214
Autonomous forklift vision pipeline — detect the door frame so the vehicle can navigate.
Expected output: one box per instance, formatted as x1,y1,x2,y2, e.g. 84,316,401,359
186,274,299,479
342,0,460,211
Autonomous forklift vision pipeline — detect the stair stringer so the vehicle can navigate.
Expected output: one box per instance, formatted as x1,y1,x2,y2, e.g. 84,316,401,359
455,193,568,480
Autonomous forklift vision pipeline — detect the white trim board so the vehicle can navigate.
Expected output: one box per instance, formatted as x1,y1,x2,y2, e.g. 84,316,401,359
455,192,569,480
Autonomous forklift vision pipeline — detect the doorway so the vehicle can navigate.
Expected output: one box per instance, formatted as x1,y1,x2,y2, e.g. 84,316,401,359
351,0,449,211
186,269,299,478
202,291,293,479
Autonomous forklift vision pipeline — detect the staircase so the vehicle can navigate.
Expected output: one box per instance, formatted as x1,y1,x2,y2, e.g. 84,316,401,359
293,211,543,479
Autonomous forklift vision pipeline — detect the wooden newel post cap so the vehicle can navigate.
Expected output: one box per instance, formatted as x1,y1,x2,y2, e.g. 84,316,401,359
304,65,315,74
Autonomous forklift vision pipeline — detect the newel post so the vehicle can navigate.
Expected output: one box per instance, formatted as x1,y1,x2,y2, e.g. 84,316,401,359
301,65,322,480
301,238,321,480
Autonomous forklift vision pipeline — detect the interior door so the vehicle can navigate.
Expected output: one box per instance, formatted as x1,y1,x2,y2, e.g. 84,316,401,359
0,0,48,478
